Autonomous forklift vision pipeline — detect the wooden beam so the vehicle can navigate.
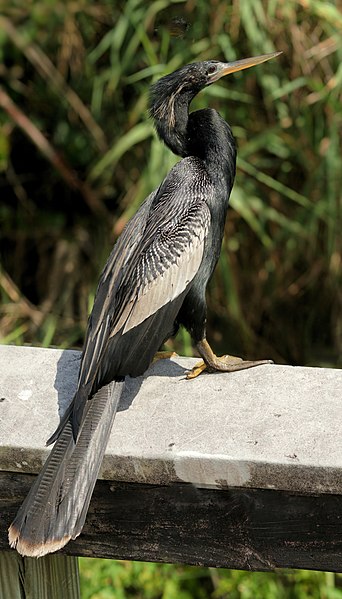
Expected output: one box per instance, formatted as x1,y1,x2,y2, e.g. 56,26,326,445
0,549,80,599
2,345,342,496
1,345,342,572
2,472,342,572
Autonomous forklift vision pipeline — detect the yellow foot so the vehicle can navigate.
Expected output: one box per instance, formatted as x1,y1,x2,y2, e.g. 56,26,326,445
152,351,178,364
186,354,243,379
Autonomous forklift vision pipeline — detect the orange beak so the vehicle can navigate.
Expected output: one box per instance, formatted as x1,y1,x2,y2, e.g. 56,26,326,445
209,51,282,83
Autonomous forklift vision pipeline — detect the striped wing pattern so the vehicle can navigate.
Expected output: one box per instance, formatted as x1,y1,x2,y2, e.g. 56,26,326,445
79,158,213,397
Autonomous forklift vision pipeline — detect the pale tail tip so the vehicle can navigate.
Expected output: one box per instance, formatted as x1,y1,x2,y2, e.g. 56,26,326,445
8,524,71,558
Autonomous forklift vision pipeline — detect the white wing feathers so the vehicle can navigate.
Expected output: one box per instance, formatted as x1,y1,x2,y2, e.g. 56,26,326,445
114,204,210,336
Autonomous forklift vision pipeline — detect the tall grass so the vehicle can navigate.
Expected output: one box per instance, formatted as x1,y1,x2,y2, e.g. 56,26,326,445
1,0,341,366
0,2,339,360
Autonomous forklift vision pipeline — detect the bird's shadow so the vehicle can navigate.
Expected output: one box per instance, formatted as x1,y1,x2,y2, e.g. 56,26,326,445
53,350,188,424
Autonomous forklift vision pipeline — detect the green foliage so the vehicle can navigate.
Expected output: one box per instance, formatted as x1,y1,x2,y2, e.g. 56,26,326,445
1,0,341,366
79,559,342,599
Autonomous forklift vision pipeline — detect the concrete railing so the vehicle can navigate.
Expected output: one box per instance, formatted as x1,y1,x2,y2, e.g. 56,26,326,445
1,345,342,597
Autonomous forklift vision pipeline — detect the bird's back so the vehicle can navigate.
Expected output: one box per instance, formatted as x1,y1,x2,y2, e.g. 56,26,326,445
76,157,214,398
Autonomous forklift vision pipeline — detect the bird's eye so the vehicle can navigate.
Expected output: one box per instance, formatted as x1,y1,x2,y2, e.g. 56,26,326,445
207,65,217,75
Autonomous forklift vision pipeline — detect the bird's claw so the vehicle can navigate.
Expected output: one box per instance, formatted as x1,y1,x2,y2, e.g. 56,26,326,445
186,360,207,379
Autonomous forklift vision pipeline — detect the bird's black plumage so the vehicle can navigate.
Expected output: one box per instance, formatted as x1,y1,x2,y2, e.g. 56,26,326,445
9,52,279,557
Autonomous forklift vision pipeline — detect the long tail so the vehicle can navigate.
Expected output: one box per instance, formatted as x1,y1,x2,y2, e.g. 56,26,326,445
8,380,124,557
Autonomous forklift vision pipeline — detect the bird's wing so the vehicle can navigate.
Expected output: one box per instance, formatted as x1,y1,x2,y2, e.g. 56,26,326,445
78,160,212,395
76,190,157,388
111,193,211,337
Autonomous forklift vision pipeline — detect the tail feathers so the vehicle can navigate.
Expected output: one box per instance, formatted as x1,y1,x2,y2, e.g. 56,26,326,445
8,380,124,557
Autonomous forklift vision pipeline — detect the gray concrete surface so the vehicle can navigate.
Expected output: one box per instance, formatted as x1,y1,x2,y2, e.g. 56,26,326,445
0,344,341,494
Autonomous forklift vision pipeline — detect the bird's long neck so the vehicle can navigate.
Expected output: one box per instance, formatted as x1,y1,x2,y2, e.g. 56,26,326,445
186,108,236,188
151,89,236,189
151,91,191,158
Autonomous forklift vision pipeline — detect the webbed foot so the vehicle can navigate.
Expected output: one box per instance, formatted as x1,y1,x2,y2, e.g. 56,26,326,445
186,339,273,379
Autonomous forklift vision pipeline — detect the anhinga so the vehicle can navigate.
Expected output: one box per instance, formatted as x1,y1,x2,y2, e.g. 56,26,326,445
9,51,280,557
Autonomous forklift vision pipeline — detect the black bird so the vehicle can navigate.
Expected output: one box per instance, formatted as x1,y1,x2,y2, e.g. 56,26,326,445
9,51,280,557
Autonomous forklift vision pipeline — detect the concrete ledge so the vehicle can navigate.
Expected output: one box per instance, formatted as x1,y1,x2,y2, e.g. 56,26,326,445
1,345,342,495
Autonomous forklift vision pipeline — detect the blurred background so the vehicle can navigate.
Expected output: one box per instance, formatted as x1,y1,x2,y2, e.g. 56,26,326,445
1,0,341,367
0,0,341,596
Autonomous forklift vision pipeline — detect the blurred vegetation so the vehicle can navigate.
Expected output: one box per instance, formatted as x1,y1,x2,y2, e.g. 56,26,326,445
1,0,341,596
79,559,342,599
0,0,341,365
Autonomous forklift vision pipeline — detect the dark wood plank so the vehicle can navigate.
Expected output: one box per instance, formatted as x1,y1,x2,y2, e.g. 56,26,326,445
1,472,342,571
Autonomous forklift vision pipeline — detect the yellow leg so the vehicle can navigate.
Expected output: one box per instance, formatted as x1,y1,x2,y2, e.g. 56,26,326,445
186,339,272,379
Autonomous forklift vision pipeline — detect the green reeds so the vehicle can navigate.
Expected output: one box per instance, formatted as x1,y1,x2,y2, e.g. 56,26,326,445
0,0,341,367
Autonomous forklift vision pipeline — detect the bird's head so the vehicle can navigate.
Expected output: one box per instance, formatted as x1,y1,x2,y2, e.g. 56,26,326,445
150,52,281,121
150,51,281,156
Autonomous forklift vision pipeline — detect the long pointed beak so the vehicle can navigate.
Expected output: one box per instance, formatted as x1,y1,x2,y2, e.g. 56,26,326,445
209,51,282,83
